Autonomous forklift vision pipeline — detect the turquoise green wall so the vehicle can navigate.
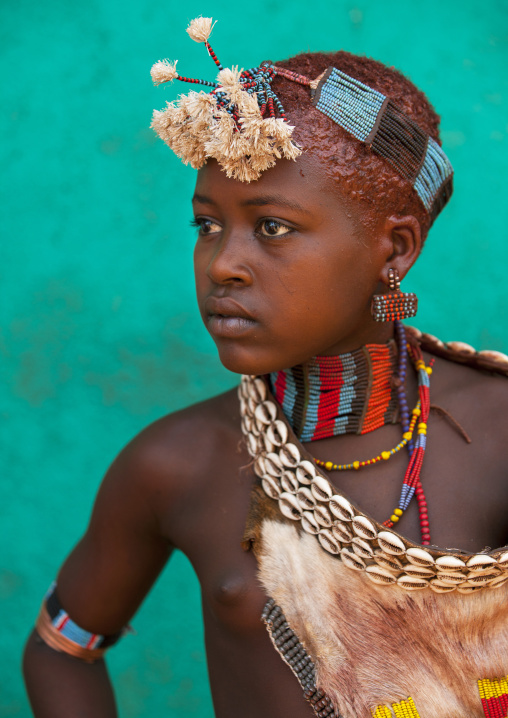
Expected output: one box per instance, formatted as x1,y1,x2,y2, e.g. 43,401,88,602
1,1,507,715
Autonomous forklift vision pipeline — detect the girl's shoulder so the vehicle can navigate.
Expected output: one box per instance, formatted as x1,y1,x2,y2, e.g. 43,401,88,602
115,386,243,506
411,326,508,443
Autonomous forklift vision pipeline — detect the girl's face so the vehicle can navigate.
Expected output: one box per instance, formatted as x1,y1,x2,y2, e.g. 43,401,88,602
193,155,394,375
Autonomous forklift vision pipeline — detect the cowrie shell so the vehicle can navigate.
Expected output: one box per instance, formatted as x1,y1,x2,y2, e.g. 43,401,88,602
429,579,456,594
261,476,281,500
332,521,353,543
296,487,316,511
397,575,428,591
246,433,259,456
352,537,374,559
468,567,501,579
247,396,257,416
329,495,355,522
262,433,275,453
466,572,500,586
301,511,320,535
254,456,266,476
279,443,300,468
435,555,466,571
489,574,508,589
249,377,267,403
446,341,475,354
422,332,445,347
264,452,284,477
466,554,497,571
373,550,403,573
341,547,366,571
310,476,333,502
377,531,405,556
497,552,508,568
352,515,377,541
240,411,250,434
314,504,333,528
280,471,299,494
365,565,397,585
477,349,508,366
278,492,303,521
296,461,316,484
318,529,341,555
457,585,484,594
402,565,435,579
266,420,288,447
406,547,435,567
254,400,277,425
434,572,467,586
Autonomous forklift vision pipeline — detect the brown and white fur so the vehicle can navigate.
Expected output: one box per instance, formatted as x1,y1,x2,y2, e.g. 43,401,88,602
246,505,508,718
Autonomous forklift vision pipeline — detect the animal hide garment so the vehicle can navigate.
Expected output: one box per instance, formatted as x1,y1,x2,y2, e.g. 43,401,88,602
245,492,508,717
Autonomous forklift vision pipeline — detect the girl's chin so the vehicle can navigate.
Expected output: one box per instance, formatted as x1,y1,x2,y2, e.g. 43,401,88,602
215,344,290,377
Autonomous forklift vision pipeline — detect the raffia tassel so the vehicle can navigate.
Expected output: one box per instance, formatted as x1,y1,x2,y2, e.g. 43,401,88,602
234,89,263,122
150,60,179,86
151,102,208,169
179,91,217,125
217,66,243,89
186,17,215,43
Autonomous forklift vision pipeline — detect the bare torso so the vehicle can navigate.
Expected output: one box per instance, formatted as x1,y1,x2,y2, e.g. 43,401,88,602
148,353,508,716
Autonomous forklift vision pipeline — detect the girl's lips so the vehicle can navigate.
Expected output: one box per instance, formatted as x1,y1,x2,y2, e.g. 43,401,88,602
207,314,257,338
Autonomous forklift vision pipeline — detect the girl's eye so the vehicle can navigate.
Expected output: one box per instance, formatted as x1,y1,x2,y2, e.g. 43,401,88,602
259,219,292,237
192,218,222,235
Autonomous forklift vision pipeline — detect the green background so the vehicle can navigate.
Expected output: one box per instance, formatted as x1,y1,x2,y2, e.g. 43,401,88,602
1,0,507,715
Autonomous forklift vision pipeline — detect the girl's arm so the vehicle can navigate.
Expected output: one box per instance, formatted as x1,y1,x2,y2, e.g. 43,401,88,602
23,631,118,718
22,426,176,717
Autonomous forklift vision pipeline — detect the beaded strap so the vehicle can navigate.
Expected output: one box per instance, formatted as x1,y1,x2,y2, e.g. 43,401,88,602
407,327,508,377
312,67,453,223
35,582,125,662
262,598,341,717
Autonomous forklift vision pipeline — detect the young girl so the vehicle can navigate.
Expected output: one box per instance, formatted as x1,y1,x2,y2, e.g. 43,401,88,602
23,17,508,718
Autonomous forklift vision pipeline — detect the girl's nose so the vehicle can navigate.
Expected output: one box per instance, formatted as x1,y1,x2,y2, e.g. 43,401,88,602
204,231,252,286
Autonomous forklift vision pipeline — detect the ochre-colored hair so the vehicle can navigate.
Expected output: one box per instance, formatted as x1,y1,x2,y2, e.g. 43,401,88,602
272,51,443,240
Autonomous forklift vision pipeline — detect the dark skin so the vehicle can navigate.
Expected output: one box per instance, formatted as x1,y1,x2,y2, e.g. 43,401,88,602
23,155,508,717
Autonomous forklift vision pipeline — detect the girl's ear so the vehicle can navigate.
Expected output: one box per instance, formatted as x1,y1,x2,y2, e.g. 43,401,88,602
378,215,422,285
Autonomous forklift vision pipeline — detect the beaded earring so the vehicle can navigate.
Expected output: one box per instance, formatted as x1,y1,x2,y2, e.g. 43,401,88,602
371,268,418,322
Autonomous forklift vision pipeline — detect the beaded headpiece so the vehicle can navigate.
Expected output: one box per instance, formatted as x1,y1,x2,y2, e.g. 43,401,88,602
151,17,453,220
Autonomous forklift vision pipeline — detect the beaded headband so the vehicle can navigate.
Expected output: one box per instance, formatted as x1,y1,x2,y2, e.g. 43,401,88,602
151,17,453,221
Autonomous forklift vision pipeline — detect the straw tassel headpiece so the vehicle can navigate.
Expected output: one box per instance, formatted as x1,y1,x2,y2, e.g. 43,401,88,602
150,17,302,182
151,17,453,221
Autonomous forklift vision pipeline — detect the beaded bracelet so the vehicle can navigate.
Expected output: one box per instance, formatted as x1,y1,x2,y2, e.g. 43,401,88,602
35,582,126,663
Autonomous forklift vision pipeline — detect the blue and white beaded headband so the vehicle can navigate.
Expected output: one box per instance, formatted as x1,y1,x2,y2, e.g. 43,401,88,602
311,67,453,222
151,17,453,222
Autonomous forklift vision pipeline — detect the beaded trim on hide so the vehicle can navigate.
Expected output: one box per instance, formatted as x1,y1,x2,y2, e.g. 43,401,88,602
239,332,508,595
262,598,341,718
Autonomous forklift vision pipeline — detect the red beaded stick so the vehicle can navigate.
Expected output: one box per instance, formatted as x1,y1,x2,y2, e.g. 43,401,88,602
204,40,223,69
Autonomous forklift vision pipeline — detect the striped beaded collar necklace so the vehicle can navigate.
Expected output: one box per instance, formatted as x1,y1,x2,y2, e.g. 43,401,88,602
269,322,434,544
269,341,399,442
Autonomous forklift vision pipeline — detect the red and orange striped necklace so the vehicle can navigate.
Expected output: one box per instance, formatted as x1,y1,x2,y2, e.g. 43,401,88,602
269,341,400,442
